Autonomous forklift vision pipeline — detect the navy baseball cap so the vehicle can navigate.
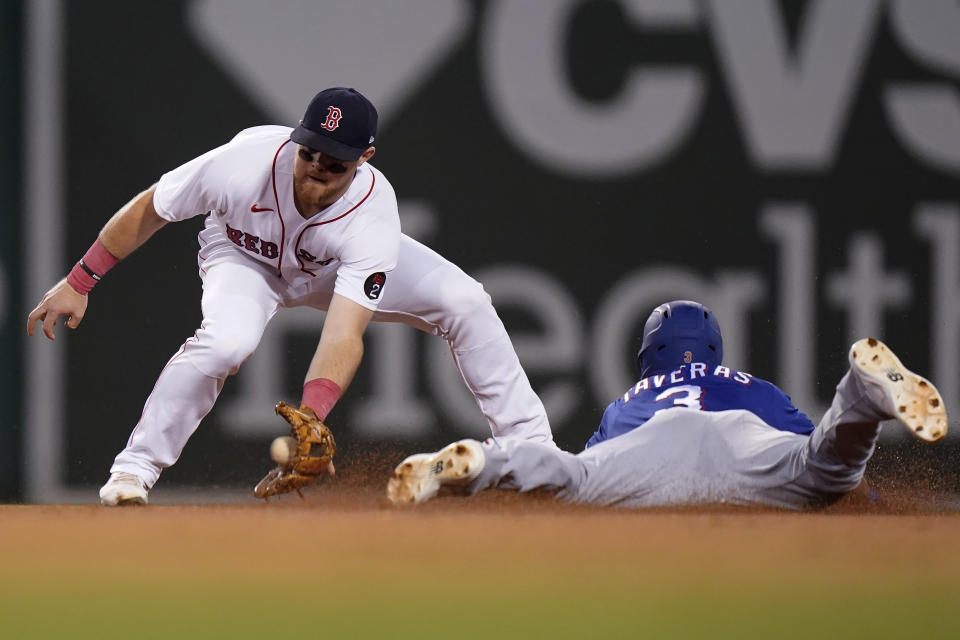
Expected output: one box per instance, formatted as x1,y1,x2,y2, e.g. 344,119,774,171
290,87,378,161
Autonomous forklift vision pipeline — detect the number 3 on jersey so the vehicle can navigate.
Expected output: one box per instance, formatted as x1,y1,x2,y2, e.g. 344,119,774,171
653,385,704,415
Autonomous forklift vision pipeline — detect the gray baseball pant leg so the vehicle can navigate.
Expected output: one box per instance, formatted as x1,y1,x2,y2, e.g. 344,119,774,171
470,437,586,496
470,409,756,507
788,368,884,498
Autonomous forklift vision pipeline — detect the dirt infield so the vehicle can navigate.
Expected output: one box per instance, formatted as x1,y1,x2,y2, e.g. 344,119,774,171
4,443,960,639
2,475,959,640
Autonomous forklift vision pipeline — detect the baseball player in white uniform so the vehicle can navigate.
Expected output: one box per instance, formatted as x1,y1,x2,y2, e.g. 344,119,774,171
387,301,948,510
27,87,552,505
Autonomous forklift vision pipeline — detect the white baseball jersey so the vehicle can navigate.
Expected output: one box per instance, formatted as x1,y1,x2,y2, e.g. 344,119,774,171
154,126,400,310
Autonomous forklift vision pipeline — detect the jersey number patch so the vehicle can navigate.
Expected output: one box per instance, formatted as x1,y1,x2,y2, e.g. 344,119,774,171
653,385,704,415
364,272,386,299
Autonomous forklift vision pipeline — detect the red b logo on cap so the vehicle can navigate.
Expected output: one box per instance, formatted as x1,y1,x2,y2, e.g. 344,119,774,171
320,106,342,131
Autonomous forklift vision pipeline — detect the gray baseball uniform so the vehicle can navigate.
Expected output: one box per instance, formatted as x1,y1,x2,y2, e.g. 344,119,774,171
466,363,901,510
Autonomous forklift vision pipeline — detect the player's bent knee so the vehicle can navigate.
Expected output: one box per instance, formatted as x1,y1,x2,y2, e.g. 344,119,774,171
442,279,494,320
189,330,261,377
809,466,865,497
444,283,504,343
832,474,865,495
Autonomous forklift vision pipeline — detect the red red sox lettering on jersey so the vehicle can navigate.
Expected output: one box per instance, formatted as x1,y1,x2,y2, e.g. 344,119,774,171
225,223,279,259
297,248,334,267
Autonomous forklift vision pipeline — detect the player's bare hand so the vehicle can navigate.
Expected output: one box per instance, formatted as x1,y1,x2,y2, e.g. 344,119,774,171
26,278,88,340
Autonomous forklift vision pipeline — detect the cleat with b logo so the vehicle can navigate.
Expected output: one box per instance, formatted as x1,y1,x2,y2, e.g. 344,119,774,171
849,338,948,442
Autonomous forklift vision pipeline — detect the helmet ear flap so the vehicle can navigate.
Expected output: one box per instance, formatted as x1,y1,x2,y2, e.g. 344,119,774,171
636,303,669,378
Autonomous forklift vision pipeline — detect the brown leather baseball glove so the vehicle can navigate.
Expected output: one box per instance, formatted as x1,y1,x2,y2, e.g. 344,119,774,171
253,401,337,500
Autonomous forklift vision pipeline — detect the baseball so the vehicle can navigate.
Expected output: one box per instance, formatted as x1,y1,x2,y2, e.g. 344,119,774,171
270,436,298,465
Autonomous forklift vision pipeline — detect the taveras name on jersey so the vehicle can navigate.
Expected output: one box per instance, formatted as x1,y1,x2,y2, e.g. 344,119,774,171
626,362,753,397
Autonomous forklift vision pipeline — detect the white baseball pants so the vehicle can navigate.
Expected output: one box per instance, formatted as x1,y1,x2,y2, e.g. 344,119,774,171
111,235,552,487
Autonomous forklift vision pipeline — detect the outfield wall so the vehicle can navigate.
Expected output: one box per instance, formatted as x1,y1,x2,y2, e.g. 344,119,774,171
15,0,960,501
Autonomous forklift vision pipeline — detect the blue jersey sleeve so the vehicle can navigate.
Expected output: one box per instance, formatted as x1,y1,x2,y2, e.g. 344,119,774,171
730,382,815,436
585,401,621,449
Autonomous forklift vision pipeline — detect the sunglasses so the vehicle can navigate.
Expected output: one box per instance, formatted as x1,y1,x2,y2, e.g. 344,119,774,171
297,147,349,174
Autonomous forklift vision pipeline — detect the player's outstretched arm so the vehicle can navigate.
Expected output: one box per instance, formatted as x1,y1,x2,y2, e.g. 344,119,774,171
97,185,168,260
26,185,168,340
290,293,375,475
304,293,375,395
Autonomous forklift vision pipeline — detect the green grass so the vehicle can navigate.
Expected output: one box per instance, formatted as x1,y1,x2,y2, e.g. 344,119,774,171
2,572,957,639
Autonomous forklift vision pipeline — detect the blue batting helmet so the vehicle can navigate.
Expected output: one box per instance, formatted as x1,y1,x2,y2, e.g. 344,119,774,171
637,300,723,378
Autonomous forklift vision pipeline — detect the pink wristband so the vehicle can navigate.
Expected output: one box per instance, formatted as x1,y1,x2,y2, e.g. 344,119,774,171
66,239,120,295
301,378,342,421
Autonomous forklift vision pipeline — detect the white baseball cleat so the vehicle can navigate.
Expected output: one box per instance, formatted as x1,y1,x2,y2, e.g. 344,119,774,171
386,439,485,505
849,337,948,442
99,472,149,506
